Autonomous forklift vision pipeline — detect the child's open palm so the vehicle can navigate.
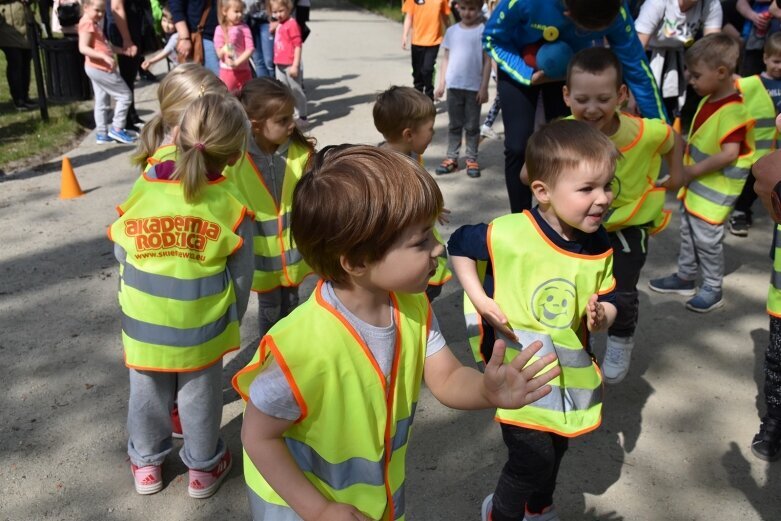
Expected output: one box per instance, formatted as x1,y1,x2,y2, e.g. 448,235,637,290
586,293,606,332
483,339,560,409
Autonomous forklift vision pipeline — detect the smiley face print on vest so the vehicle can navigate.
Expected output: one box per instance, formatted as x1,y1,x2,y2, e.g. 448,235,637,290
531,278,577,330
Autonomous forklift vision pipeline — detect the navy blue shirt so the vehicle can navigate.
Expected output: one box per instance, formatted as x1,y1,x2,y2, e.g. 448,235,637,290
761,75,781,114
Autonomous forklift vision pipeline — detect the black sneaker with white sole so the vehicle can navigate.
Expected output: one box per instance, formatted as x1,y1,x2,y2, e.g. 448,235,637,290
752,416,781,461
728,212,751,237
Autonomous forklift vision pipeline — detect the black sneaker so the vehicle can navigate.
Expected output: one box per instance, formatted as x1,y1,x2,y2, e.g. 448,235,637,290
728,212,751,237
751,416,781,461
14,98,37,111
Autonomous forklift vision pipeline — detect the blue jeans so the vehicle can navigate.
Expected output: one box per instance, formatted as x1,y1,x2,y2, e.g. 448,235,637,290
252,22,275,77
203,38,220,77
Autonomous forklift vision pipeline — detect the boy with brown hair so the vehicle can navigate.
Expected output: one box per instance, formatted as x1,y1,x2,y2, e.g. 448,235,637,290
401,0,450,100
561,47,683,383
649,33,755,313
730,31,781,237
233,145,560,521
373,85,436,163
449,119,618,521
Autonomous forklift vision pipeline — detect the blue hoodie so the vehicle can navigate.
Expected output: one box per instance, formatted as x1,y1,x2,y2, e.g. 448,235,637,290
483,0,667,122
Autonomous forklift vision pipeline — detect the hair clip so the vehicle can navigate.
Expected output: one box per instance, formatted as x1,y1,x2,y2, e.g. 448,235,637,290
199,84,206,96
195,142,206,151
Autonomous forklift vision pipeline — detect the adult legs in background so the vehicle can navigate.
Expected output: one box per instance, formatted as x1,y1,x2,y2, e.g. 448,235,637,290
202,38,220,76
1,46,33,107
252,22,275,77
117,53,142,124
497,69,568,213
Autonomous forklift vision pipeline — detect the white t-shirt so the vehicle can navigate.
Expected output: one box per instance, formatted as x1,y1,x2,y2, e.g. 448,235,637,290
249,281,447,421
635,0,723,49
442,22,485,92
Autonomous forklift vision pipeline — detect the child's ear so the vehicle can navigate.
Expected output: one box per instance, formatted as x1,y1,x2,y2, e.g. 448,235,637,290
401,127,414,142
717,65,730,79
171,125,180,143
530,179,551,204
562,85,571,107
617,84,628,106
340,255,367,277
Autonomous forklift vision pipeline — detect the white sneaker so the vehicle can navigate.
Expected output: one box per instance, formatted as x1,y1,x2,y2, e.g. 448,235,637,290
481,124,499,140
602,335,634,384
524,505,560,521
481,494,493,521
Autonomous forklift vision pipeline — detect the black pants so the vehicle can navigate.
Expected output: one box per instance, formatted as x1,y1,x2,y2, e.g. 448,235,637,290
1,46,32,104
497,69,569,213
608,226,649,338
733,172,758,219
765,316,781,419
491,424,568,521
411,44,439,100
118,53,141,121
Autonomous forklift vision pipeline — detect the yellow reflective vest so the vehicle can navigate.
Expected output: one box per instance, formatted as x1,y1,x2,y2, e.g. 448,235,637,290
469,211,614,437
429,228,453,287
768,226,781,318
223,141,313,292
603,113,674,234
109,172,249,371
233,280,430,520
736,75,778,161
678,95,755,224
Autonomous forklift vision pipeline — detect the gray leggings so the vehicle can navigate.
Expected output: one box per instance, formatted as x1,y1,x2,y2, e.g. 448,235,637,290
127,363,226,470
84,65,132,135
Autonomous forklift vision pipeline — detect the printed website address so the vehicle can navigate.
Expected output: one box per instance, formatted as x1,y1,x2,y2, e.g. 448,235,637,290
135,250,206,262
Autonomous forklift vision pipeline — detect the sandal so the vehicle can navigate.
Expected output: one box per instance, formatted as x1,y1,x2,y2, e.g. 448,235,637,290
466,159,481,178
435,158,458,175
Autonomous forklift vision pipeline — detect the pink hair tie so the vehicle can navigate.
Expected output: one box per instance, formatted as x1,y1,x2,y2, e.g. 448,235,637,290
194,142,205,152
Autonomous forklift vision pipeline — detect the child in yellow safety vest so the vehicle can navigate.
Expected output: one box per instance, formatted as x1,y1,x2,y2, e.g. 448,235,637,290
222,77,316,338
130,63,228,172
649,33,755,313
560,47,683,384
109,95,255,498
233,145,561,521
372,85,453,301
729,32,781,238
449,120,618,521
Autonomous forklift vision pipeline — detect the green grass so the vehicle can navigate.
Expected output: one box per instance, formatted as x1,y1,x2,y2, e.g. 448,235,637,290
349,0,404,22
0,50,91,172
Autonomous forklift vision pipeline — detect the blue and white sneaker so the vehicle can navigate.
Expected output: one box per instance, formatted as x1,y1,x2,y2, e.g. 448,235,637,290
481,494,493,521
96,133,112,145
648,274,696,296
108,127,137,144
685,285,724,313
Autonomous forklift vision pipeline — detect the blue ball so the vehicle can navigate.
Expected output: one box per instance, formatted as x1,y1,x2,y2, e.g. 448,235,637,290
536,41,574,79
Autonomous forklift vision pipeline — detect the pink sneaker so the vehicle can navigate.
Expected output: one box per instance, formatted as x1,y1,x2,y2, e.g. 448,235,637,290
130,463,163,495
188,450,232,499
171,406,183,439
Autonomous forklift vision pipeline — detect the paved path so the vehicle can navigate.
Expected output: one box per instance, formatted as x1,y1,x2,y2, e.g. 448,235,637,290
1,2,780,519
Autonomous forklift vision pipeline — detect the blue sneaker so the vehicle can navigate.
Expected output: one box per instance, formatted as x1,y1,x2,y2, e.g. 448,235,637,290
96,133,112,145
108,127,137,144
648,274,696,296
685,285,724,313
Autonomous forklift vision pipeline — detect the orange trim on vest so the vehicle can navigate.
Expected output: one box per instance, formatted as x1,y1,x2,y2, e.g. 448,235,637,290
523,210,613,260
608,185,664,229
678,191,725,225
125,346,238,373
264,336,309,424
616,113,644,153
494,412,603,437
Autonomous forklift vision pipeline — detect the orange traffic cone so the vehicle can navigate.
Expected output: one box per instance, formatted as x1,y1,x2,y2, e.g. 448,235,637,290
59,156,84,199
673,116,682,134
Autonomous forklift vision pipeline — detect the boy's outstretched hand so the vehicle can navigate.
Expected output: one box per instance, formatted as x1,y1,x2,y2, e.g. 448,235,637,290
586,294,606,332
482,339,560,409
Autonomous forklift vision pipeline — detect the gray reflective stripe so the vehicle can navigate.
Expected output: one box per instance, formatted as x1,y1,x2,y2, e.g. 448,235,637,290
246,484,300,521
756,139,776,150
392,483,406,519
773,269,781,290
391,403,417,452
687,180,737,207
286,437,385,489
505,330,593,369
529,384,601,412
255,212,291,237
723,165,750,180
465,313,481,340
122,262,229,301
255,248,304,272
121,304,237,347
756,117,777,128
688,144,708,163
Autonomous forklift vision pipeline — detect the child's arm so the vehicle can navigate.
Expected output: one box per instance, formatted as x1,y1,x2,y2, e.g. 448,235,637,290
423,339,559,410
682,141,741,185
586,294,617,332
290,44,302,78
78,29,115,69
141,34,178,70
402,12,412,50
451,255,517,341
477,50,491,104
658,130,685,189
232,25,255,67
242,402,373,521
213,26,228,60
434,48,449,100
